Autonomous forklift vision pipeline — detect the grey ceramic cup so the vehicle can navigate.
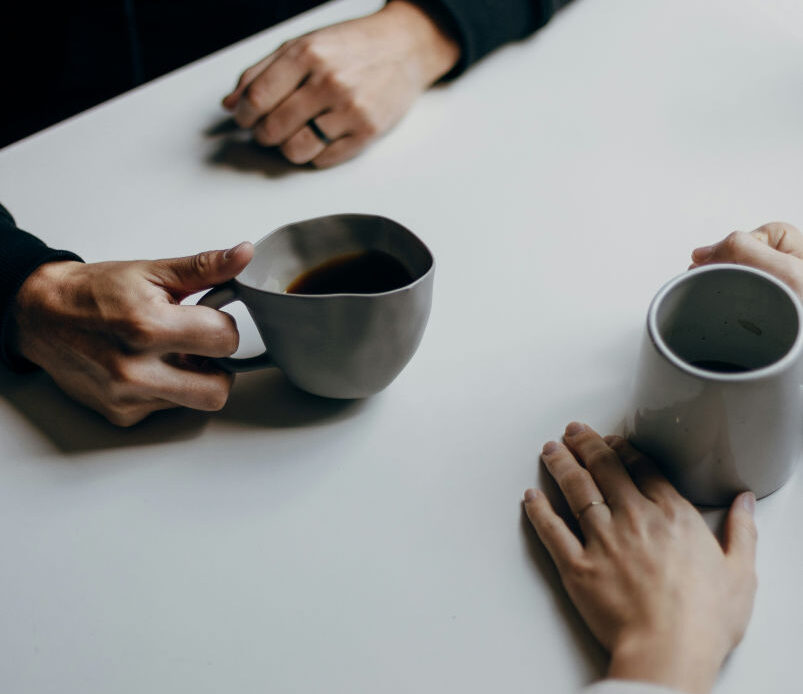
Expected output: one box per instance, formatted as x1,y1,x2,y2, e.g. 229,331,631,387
198,214,434,399
626,263,803,506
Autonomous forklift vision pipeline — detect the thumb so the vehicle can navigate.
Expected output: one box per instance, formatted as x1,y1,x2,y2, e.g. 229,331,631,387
723,491,757,566
150,242,254,297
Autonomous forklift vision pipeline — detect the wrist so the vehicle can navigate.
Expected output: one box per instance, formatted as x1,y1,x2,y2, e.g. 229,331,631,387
381,0,460,85
608,631,726,694
10,260,81,365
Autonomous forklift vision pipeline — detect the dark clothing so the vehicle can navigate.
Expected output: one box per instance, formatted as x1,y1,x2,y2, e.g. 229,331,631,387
0,205,83,370
0,1,325,147
0,0,572,369
0,0,573,147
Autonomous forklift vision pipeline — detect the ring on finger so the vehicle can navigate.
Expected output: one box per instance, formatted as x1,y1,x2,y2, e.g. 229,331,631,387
576,499,606,520
307,118,332,145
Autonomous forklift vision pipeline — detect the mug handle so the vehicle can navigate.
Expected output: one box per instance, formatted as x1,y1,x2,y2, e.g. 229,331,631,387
197,281,275,372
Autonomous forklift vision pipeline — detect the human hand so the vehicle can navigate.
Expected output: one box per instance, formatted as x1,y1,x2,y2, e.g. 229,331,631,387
690,221,803,298
9,242,254,426
523,423,757,694
221,0,459,167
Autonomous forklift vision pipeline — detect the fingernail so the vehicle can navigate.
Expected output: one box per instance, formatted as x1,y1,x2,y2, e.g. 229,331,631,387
565,422,586,436
692,244,715,262
542,441,559,455
224,241,247,260
741,491,756,514
524,488,538,503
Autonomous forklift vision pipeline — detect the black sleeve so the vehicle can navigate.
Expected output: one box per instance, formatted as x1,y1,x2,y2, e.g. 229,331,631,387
0,203,84,371
417,0,575,77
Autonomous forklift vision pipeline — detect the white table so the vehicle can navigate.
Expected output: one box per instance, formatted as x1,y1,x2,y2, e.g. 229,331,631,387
1,1,802,691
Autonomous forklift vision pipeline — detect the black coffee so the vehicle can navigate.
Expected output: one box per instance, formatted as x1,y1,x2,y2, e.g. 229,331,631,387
689,359,751,373
286,250,414,295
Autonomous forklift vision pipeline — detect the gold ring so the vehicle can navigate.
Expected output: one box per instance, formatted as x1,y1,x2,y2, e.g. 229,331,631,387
576,499,606,520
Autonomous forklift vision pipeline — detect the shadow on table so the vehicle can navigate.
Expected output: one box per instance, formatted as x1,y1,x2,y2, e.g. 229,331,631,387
0,367,362,454
519,460,607,678
219,369,367,428
0,368,208,454
204,117,308,179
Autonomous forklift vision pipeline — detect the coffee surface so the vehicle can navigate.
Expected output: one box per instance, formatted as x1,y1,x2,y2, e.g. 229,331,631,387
689,359,751,373
286,250,413,295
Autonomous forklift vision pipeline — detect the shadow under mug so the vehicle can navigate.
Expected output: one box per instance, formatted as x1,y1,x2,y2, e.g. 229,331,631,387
198,214,434,399
626,263,803,506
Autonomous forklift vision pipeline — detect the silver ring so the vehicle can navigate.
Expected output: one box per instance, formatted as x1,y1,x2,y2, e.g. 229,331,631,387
307,118,332,146
575,499,606,520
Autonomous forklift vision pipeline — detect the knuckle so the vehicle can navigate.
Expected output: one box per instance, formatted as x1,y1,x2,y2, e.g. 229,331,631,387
351,102,379,137
321,70,351,98
280,139,312,165
255,118,281,146
722,230,749,255
585,447,616,471
119,314,159,351
202,384,231,412
191,251,215,278
105,354,136,384
562,555,595,582
212,318,239,355
105,404,142,428
243,83,265,111
295,37,325,66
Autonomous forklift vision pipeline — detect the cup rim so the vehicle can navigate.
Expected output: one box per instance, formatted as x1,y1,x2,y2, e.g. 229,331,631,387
235,213,435,298
646,263,803,381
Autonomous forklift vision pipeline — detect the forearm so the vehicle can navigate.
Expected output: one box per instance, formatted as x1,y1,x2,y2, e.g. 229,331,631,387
0,204,83,370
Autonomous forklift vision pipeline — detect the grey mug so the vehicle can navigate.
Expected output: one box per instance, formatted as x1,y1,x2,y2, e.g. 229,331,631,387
198,214,434,399
626,263,803,506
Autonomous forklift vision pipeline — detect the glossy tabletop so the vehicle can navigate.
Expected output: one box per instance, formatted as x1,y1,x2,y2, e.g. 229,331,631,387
1,1,802,692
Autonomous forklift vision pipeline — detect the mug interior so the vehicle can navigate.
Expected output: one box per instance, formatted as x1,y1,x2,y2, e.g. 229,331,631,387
653,266,800,372
239,214,433,294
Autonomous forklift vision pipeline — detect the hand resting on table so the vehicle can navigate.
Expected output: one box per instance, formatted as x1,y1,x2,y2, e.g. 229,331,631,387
222,0,460,168
524,423,757,694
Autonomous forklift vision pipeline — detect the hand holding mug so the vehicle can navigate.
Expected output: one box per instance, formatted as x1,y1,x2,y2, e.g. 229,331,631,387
690,221,803,298
10,243,253,426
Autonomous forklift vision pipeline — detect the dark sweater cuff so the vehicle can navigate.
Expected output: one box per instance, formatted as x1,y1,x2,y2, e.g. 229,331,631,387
1,212,83,372
414,0,562,78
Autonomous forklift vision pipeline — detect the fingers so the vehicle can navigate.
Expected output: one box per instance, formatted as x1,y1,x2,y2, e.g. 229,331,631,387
149,242,254,297
523,488,584,572
751,221,803,258
253,84,321,147
312,135,367,168
562,423,643,508
689,230,802,289
152,304,240,358
232,52,308,129
280,110,350,165
143,359,234,412
603,435,683,508
540,439,610,525
222,53,281,110
723,491,758,567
